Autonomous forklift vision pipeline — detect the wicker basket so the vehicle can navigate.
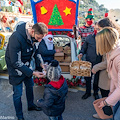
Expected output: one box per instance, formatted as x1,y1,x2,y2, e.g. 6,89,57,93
70,60,92,77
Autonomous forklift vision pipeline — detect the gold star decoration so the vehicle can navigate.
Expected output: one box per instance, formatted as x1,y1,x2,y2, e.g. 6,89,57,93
63,7,71,16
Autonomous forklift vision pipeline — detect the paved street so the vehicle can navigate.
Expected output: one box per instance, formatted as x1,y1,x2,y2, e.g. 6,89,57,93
0,78,111,120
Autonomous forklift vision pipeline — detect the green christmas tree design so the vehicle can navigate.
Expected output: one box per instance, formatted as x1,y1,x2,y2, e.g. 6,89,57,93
48,4,64,26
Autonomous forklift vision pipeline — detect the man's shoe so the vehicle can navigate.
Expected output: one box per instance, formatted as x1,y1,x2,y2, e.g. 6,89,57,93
82,93,91,99
93,94,99,100
18,118,24,120
93,113,100,119
28,105,42,111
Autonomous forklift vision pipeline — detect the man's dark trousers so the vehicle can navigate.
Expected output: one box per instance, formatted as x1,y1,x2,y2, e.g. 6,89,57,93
85,71,99,95
13,77,34,119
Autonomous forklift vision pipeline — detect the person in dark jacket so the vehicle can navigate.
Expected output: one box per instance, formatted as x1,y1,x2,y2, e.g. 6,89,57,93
78,33,102,100
36,32,60,72
5,22,48,120
37,60,68,120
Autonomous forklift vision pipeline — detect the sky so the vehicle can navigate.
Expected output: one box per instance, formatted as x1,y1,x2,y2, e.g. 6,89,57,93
96,0,120,10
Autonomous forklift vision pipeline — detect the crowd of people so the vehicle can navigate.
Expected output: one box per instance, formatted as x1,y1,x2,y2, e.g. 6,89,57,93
4,7,120,120
77,8,120,120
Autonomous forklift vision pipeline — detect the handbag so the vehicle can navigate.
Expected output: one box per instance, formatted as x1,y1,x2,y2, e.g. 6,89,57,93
102,106,113,116
93,97,113,119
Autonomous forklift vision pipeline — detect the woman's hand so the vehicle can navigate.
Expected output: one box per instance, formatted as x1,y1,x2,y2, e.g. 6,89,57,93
98,100,105,109
92,68,96,74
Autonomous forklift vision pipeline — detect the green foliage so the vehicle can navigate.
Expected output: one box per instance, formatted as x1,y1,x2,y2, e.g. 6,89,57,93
79,0,108,26
11,0,16,2
2,6,13,12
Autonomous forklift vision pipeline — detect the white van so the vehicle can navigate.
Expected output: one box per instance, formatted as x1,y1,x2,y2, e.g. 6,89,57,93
53,35,78,79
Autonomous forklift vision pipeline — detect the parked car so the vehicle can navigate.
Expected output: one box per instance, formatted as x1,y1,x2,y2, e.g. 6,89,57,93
53,35,78,79
0,32,12,70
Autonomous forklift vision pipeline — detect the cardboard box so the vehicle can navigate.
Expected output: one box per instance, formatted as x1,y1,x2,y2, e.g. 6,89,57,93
55,46,63,52
64,55,71,62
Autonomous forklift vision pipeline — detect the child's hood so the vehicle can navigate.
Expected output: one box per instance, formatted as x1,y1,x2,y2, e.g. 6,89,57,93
45,76,68,97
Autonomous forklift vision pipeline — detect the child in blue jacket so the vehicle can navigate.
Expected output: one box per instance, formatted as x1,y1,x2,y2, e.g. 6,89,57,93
37,60,68,120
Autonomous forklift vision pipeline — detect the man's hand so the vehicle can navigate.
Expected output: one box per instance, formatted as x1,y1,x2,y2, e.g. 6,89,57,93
92,68,96,74
78,53,83,60
33,71,45,78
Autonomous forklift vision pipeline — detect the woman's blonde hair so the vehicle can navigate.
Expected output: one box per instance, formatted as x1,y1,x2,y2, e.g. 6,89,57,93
96,27,119,55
